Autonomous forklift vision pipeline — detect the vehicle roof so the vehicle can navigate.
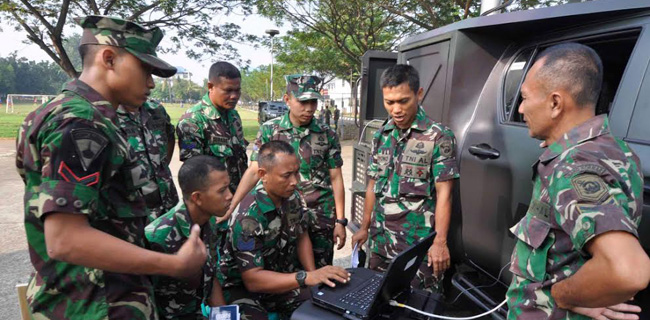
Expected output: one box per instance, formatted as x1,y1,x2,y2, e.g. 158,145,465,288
399,0,650,50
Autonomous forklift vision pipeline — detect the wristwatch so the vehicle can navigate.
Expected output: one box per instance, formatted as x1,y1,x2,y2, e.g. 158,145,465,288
296,270,307,288
335,218,348,227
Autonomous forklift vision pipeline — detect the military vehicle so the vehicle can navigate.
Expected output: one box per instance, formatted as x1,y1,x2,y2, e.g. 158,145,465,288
351,0,650,317
258,101,289,124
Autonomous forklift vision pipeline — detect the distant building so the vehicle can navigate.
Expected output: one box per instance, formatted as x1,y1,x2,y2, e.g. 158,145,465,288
175,66,192,81
321,78,356,114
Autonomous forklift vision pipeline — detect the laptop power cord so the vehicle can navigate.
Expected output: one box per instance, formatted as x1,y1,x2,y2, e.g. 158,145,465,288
388,297,507,320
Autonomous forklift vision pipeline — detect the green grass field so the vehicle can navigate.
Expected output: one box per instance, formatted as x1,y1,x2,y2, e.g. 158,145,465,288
0,103,260,141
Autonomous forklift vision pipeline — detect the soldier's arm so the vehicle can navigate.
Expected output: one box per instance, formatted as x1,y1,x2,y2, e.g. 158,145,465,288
160,104,175,164
350,179,376,249
429,180,453,277
551,231,650,308
208,278,226,307
297,231,316,271
45,213,207,279
176,116,204,161
241,266,350,294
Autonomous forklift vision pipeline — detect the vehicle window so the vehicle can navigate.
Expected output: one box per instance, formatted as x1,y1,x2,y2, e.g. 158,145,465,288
503,48,534,122
503,30,640,124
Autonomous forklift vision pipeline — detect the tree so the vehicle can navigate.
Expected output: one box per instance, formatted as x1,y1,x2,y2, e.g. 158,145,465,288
0,54,69,95
374,0,481,31
255,0,415,113
240,63,300,103
0,0,258,78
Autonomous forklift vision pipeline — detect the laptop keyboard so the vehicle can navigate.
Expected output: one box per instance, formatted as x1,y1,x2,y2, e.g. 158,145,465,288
338,274,383,311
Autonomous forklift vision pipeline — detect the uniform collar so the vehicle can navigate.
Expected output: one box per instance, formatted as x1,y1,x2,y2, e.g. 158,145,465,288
383,106,430,132
116,101,156,125
173,202,193,238
252,181,278,214
538,115,610,164
64,79,116,120
278,112,322,133
200,93,225,120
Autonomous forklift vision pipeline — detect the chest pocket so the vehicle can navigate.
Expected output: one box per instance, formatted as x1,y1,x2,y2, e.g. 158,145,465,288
510,199,554,282
397,140,434,197
208,135,233,158
310,133,328,166
123,127,146,153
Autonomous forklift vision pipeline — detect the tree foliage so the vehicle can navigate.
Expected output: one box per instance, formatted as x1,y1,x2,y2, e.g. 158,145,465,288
0,54,69,96
150,77,203,102
0,0,258,77
240,63,300,103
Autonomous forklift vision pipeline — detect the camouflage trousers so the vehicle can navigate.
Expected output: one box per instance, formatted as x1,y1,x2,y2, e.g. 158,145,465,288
369,252,444,293
223,286,310,320
310,226,334,268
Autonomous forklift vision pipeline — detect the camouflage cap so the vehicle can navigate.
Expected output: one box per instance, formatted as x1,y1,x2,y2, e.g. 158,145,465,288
286,75,322,101
76,15,177,78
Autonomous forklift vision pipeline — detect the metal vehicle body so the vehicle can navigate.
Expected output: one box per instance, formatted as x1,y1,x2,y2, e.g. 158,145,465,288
351,1,650,317
258,101,289,124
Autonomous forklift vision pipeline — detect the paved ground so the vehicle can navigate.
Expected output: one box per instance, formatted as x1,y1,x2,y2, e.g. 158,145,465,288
0,138,359,319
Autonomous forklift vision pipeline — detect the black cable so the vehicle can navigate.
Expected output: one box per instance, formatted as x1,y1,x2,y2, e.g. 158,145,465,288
449,262,511,305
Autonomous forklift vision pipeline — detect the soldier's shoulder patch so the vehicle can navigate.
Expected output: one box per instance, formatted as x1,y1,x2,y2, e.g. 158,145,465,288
178,120,199,134
438,136,454,158
571,174,609,203
240,216,261,237
70,128,108,171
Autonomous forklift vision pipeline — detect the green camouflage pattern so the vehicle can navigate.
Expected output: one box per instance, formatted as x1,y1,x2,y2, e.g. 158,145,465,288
285,75,322,101
145,202,217,319
218,181,309,319
250,113,343,267
117,100,178,221
366,106,459,290
506,115,644,319
15,79,155,319
76,15,176,77
176,93,248,193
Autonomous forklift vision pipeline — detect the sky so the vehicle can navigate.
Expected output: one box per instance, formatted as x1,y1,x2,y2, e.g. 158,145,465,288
0,12,291,84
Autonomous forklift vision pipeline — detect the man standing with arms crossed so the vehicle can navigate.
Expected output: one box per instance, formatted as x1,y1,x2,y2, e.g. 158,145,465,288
507,43,650,319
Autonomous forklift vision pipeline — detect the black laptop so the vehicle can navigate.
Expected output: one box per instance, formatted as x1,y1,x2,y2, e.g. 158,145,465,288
311,232,436,320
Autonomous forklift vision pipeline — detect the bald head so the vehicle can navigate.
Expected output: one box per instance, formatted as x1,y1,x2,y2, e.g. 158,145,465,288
533,43,603,108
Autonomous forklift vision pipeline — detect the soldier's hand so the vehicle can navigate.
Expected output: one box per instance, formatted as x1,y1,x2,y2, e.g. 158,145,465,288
173,224,207,279
333,224,346,250
306,266,351,288
351,229,368,250
428,240,450,279
569,302,641,320
217,203,236,224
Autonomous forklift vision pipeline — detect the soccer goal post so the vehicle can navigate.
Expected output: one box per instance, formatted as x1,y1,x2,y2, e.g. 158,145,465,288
5,94,56,113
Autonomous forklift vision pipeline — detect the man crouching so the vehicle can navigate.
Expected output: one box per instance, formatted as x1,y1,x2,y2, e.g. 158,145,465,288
219,140,350,320
146,155,231,319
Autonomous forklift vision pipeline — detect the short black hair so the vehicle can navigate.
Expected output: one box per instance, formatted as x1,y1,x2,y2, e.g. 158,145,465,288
178,155,227,200
380,64,420,94
209,61,241,82
534,42,603,108
78,44,125,67
258,140,295,169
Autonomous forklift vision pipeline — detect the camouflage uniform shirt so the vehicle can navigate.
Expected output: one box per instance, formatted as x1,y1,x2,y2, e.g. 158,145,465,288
117,100,178,221
251,113,343,230
219,181,309,290
367,106,459,259
16,79,155,319
176,93,248,192
146,202,217,319
506,115,644,319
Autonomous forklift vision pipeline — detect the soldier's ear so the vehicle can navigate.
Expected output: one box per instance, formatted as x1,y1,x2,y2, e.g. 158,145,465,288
550,92,564,119
190,191,202,206
101,47,119,70
416,87,424,103
257,167,267,181
207,81,214,91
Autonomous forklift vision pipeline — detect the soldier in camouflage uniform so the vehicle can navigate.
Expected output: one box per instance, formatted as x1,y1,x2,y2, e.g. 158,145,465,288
219,141,350,320
507,43,650,319
176,61,247,251
15,16,207,319
176,61,248,193
351,65,459,293
118,99,179,221
147,156,231,319
228,75,346,269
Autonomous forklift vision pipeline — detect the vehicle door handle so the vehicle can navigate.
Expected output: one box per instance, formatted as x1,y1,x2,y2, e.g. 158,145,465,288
468,143,501,160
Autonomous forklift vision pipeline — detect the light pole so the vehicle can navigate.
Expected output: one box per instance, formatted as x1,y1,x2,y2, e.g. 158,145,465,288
266,29,279,101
